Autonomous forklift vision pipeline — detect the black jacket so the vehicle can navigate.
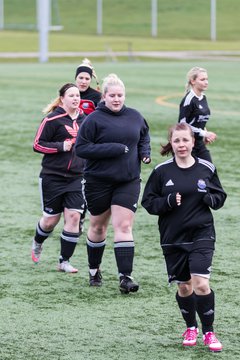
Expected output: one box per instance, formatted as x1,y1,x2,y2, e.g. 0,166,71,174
141,157,227,253
178,90,210,142
80,87,102,115
33,106,85,178
75,102,151,182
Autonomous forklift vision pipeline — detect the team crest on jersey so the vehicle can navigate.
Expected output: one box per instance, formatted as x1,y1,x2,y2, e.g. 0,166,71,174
82,102,89,109
197,179,207,192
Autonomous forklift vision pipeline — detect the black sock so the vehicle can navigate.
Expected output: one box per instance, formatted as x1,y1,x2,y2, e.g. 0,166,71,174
176,292,198,328
196,290,215,334
87,238,106,270
59,230,80,262
114,241,134,278
34,222,53,244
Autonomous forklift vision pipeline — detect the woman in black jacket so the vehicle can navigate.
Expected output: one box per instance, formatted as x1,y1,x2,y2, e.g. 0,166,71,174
32,83,86,273
75,73,151,293
142,123,226,352
75,58,101,115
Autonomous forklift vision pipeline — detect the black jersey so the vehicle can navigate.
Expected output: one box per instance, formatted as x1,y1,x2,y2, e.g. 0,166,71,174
178,90,210,141
75,101,151,182
141,157,226,253
33,106,85,178
79,87,101,115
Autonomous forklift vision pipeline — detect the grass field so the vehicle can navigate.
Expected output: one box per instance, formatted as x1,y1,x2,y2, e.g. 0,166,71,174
0,60,239,360
3,0,240,40
1,0,240,56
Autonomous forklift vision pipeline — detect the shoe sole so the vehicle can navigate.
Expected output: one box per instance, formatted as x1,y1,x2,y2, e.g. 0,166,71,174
57,268,78,273
119,285,139,294
89,282,102,287
209,349,222,352
206,346,222,352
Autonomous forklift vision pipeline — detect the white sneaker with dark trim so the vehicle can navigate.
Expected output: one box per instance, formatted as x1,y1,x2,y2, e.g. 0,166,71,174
58,261,78,273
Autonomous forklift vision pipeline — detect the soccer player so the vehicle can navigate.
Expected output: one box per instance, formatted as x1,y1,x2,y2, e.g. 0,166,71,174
178,67,217,162
141,123,226,352
75,73,151,293
32,83,86,272
74,59,101,233
75,58,102,115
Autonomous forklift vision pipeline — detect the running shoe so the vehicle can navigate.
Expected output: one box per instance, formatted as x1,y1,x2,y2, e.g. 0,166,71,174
31,239,43,263
119,275,139,294
203,332,222,352
182,327,199,346
89,269,102,286
58,261,78,273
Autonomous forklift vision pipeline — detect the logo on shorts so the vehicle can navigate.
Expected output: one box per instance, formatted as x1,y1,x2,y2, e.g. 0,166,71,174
45,207,53,213
207,266,212,273
197,179,207,192
133,203,138,209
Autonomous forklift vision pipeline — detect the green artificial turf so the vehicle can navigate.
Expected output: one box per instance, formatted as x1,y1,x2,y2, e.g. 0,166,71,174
0,61,239,359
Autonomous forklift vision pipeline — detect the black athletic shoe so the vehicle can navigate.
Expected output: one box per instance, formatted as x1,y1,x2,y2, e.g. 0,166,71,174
119,275,139,294
89,269,102,286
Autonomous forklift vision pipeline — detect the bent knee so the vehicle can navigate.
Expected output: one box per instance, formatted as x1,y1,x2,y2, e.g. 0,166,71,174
194,284,210,295
178,282,192,297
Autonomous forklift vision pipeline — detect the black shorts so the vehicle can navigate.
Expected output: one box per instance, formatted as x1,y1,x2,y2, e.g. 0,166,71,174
164,248,214,284
83,177,141,215
39,175,85,216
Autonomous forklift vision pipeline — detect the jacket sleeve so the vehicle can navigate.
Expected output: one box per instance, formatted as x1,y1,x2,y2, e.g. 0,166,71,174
141,169,178,215
138,118,151,159
178,98,206,137
203,169,227,210
178,99,192,123
33,117,64,154
75,120,127,159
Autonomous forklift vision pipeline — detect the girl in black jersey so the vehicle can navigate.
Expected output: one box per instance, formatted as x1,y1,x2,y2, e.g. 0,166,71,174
178,67,217,162
75,58,102,115
75,58,101,233
75,73,151,293
142,123,226,352
32,83,86,273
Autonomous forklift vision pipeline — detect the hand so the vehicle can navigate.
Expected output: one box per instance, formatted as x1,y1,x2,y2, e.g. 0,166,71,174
63,140,73,152
142,157,151,164
204,131,217,144
168,192,181,208
176,192,181,206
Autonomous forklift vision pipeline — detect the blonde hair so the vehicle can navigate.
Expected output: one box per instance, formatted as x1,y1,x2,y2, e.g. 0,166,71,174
185,66,208,92
42,83,78,114
102,73,125,95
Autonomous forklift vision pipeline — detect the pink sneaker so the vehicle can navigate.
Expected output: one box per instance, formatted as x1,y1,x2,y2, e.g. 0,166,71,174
203,332,223,352
182,327,199,346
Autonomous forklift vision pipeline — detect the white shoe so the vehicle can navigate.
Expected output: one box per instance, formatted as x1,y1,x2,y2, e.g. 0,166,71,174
58,261,78,273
